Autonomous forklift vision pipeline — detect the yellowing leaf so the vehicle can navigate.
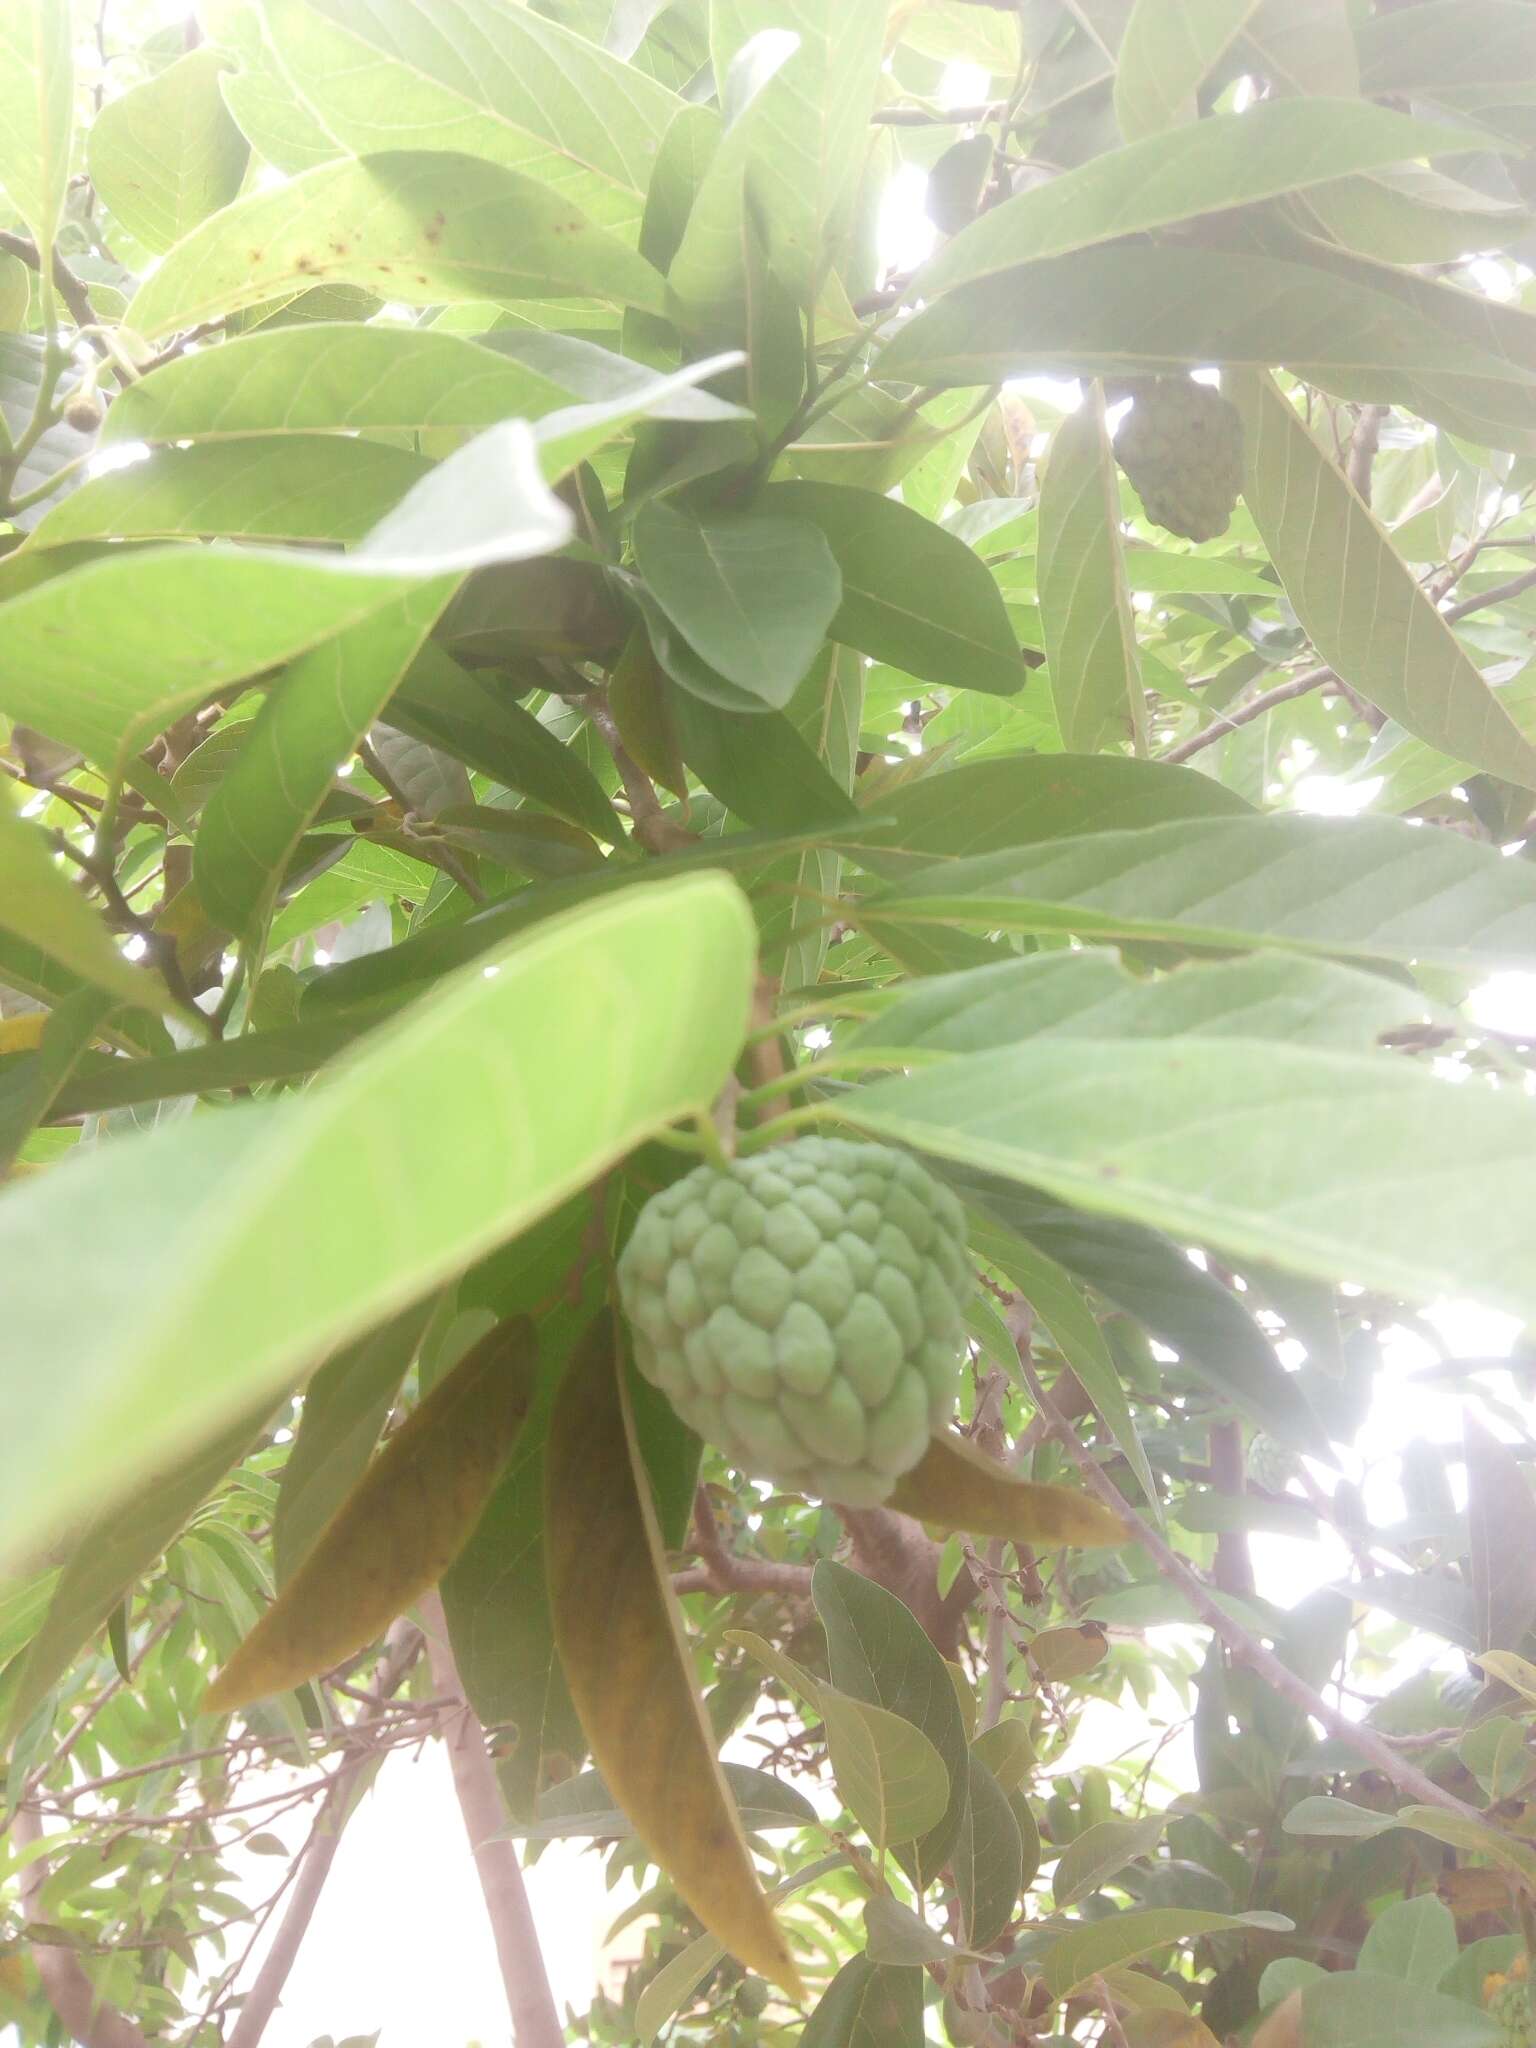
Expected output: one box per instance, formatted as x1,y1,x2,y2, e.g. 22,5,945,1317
205,1318,537,1712
0,1013,47,1055
888,1431,1124,1548
1473,1650,1536,1708
545,1315,802,1995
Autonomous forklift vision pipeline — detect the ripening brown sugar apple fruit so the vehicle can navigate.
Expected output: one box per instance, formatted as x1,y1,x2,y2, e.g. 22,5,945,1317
617,1137,973,1505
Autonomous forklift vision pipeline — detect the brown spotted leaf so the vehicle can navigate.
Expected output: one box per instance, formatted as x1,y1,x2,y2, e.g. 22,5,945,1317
545,1313,801,1994
205,1317,536,1712
889,1431,1124,1548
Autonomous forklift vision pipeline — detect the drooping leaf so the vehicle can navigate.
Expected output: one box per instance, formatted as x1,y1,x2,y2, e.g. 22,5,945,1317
272,1299,439,1587
799,1955,924,2048
888,1432,1124,1549
1229,368,1536,790
125,150,667,340
1038,384,1145,755
205,1317,537,1711
0,871,757,1571
545,1317,801,1991
87,47,249,254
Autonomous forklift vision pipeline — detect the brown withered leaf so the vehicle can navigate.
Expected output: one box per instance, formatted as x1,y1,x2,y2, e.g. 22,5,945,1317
205,1317,536,1713
889,1431,1124,1548
545,1312,802,1996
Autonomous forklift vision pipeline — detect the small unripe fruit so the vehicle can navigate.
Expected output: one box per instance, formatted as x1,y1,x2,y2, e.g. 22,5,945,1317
617,1137,973,1505
63,393,104,434
1113,375,1244,543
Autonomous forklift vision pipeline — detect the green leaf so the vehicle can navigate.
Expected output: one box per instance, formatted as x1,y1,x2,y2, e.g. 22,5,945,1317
0,802,160,1012
1243,0,1359,96
1357,1895,1459,1988
1042,1909,1292,1996
1,1403,269,1744
24,437,433,551
545,1318,801,1991
271,1299,437,1587
125,150,667,340
0,336,94,536
671,691,859,828
634,1934,723,2045
101,322,739,447
888,1432,1124,1549
0,871,757,1572
1038,385,1145,754
86,48,248,253
0,989,115,1173
1229,369,1536,790
1292,1975,1501,2048
703,0,889,305
762,481,1027,697
956,1754,1024,1948
194,590,447,939
1114,0,1258,141
799,1956,924,2048
862,1893,967,1966
812,1558,969,1885
914,101,1481,301
849,754,1250,873
1354,1,1536,97
389,646,625,847
523,1761,817,1840
880,245,1535,390
632,500,842,710
841,1035,1536,1323
1472,1652,1536,1709
821,1689,953,1854
1054,1816,1168,1909
860,813,1536,971
0,0,72,251
256,0,684,230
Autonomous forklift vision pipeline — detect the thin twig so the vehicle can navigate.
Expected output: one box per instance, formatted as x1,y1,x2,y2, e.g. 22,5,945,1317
1442,565,1536,624
0,229,103,347
1018,1359,1485,1824
1345,404,1388,505
1161,665,1335,765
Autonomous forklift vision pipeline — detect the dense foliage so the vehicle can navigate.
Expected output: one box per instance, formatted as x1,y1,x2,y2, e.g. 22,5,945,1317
4,1,1536,2043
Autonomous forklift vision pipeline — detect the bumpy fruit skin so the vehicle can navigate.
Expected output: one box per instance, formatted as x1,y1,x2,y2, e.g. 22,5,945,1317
1113,375,1244,543
617,1137,972,1506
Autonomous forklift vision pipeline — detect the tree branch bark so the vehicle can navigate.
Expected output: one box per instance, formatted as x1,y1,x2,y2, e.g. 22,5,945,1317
419,1592,565,2048
1018,1360,1484,1823
1161,665,1335,765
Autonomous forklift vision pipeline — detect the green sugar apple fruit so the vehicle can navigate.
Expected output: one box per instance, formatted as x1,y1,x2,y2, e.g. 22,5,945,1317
617,1136,973,1506
1112,374,1244,543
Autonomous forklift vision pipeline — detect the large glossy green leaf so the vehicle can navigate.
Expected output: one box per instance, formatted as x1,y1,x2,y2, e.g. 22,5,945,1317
1287,1976,1499,2048
914,101,1482,300
799,1956,924,2048
125,150,667,340
1229,369,1536,789
24,437,431,551
849,754,1249,873
1038,385,1144,754
955,1754,1024,1949
194,590,448,939
0,871,756,1572
0,802,160,1011
881,245,1535,391
762,481,1027,696
86,47,248,254
256,0,683,229
813,1559,969,1886
840,1035,1536,1322
703,0,888,304
1042,1909,1292,1996
1355,1,1536,97
672,691,859,829
1357,1895,1458,1988
860,813,1536,971
1113,0,1258,140
632,501,842,710
0,0,72,251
